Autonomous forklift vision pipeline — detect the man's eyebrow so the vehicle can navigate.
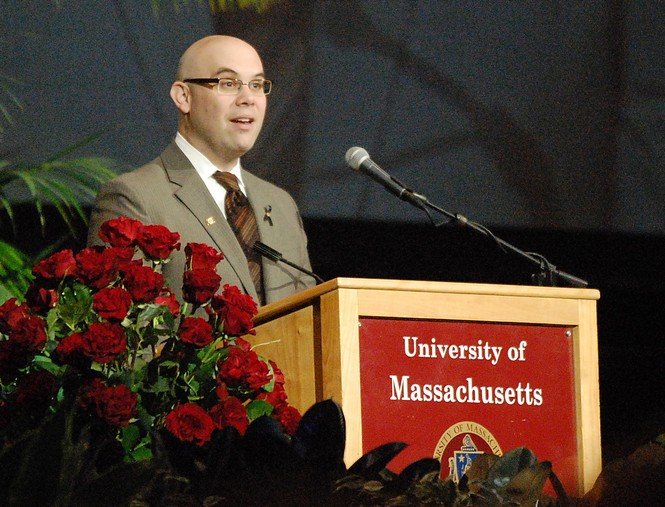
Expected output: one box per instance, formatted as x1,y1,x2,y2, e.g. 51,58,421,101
213,67,236,76
213,67,265,78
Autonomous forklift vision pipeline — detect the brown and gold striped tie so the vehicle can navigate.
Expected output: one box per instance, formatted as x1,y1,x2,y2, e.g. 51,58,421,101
213,171,264,304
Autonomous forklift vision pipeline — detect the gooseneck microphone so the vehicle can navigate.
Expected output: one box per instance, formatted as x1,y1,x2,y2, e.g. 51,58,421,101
345,147,427,209
253,241,324,284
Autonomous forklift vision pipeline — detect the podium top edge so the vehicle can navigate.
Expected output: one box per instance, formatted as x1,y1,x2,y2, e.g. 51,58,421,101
255,277,600,323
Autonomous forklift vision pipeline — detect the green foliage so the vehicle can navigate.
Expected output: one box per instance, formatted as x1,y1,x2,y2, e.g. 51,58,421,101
150,0,281,14
0,137,117,236
0,239,32,301
460,447,556,506
0,142,117,302
0,72,23,135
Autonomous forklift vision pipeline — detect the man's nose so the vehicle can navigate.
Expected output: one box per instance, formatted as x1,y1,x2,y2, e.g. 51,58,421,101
235,84,255,104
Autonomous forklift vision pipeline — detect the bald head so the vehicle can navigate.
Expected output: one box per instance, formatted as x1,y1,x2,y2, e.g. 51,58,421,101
176,35,263,81
170,35,268,171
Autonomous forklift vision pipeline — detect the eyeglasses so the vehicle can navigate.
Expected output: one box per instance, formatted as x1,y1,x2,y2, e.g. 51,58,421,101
183,77,272,96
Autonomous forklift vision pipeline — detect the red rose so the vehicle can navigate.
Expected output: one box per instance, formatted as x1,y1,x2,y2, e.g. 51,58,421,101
164,403,215,446
24,284,59,314
93,287,132,321
182,268,221,305
258,383,289,411
235,337,252,351
75,246,135,290
9,315,47,353
178,317,214,348
32,249,77,282
136,224,181,260
185,243,224,271
98,216,143,247
210,397,249,435
269,359,285,386
274,405,301,436
80,322,127,363
81,379,137,427
244,354,271,391
215,382,230,401
76,247,117,289
210,284,257,336
122,263,164,303
0,298,30,335
155,290,180,315
15,370,59,416
218,347,271,392
104,247,136,273
217,347,245,385
54,332,90,368
94,384,137,427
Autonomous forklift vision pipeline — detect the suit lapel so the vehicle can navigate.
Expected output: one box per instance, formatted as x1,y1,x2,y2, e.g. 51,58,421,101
243,169,277,249
160,143,258,300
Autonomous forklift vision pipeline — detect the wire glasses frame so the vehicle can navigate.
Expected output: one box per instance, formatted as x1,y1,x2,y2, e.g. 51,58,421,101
183,77,272,96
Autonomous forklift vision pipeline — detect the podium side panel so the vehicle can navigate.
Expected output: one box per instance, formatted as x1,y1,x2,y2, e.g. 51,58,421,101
575,299,602,494
247,305,317,413
320,289,363,466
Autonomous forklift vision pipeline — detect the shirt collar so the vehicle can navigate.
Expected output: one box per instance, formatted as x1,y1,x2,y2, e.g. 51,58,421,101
175,132,245,191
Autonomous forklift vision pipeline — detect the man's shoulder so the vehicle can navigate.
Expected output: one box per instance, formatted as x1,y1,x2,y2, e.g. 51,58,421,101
101,144,187,196
108,157,167,185
242,169,293,199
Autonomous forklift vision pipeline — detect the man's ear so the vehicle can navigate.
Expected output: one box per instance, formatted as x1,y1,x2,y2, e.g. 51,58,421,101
170,82,191,113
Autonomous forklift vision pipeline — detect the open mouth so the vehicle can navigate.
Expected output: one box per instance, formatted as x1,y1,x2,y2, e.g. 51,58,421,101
231,118,253,125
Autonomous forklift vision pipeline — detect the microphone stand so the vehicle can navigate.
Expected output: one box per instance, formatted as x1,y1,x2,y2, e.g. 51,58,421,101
394,183,589,288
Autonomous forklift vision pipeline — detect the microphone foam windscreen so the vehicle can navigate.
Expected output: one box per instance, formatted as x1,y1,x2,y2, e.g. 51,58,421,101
345,146,369,170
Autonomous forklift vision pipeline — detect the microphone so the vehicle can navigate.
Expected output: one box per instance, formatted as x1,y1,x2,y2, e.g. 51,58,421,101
253,241,324,284
345,146,426,209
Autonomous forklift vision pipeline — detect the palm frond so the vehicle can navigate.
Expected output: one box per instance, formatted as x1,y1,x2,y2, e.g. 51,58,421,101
0,240,32,302
0,145,118,236
0,73,23,132
150,0,279,14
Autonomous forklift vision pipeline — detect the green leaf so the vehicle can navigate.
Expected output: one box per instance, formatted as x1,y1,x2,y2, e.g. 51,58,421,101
185,377,200,395
121,424,141,453
128,446,153,462
246,399,273,420
32,355,65,376
487,447,538,491
135,303,171,329
144,376,171,394
54,282,94,330
0,240,32,300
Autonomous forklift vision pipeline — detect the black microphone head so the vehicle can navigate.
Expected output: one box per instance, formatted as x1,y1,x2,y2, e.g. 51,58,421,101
345,146,370,170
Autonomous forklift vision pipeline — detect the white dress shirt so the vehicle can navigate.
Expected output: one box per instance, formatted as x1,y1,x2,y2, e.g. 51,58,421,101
175,132,247,219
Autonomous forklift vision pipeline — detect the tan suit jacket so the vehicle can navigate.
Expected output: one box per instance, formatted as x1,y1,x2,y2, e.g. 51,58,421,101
87,142,315,305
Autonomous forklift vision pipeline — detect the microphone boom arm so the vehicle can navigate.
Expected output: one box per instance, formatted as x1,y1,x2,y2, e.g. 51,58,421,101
254,241,324,284
417,196,589,288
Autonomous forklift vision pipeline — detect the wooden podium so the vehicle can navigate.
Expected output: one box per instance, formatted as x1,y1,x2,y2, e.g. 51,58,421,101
245,278,601,495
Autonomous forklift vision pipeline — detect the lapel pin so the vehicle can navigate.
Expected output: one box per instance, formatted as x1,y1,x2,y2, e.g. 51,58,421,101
264,205,273,226
206,216,216,226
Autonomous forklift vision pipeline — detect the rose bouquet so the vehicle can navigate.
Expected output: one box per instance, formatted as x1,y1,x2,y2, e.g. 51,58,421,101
0,216,300,462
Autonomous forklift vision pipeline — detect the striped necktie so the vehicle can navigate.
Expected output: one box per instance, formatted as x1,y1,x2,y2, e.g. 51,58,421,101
213,171,264,304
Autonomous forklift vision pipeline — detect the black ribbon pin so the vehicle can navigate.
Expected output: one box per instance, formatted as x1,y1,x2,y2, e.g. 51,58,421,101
264,205,273,226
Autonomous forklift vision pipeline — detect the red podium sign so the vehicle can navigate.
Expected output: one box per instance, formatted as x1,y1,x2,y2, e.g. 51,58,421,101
359,318,578,493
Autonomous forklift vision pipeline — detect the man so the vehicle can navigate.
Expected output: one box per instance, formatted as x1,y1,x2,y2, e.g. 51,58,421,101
88,35,314,305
